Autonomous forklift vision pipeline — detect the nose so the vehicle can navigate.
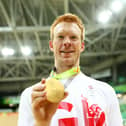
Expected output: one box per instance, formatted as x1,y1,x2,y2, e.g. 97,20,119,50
63,37,71,48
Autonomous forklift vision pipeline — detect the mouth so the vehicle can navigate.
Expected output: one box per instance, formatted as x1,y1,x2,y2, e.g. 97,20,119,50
60,51,74,53
59,51,74,58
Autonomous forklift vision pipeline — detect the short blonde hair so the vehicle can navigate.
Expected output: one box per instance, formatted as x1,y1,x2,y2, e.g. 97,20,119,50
50,13,85,41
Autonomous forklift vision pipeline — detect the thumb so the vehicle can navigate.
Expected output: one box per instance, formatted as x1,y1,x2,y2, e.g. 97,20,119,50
63,91,68,99
41,78,46,84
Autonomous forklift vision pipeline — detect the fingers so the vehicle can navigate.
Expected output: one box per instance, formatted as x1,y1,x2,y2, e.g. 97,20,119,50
32,79,69,108
32,96,47,109
32,79,47,104
32,83,46,91
63,91,69,99
32,90,46,100
41,78,46,84
32,78,46,91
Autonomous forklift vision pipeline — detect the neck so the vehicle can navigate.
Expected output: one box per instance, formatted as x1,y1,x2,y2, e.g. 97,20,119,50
50,65,80,80
56,66,73,74
55,64,79,74
54,59,80,73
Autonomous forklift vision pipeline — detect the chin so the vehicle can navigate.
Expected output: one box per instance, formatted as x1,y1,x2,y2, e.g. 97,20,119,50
62,59,74,66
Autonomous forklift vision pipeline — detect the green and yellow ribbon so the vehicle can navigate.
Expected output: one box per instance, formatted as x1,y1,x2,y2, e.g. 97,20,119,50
50,66,80,80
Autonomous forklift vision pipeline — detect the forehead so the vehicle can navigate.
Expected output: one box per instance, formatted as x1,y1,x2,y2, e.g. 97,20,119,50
54,22,81,35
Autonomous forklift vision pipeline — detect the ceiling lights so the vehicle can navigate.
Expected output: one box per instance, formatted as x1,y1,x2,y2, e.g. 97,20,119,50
111,0,123,13
1,48,15,56
1,46,32,56
21,46,32,56
98,10,112,24
98,0,125,23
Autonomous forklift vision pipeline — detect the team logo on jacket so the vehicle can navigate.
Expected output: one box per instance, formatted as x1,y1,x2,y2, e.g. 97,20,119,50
81,96,107,126
57,96,106,126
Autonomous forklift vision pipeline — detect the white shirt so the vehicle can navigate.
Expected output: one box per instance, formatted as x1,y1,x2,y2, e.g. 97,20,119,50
18,72,123,126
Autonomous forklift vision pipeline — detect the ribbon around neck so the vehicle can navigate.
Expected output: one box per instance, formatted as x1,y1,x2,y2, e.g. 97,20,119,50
50,66,80,80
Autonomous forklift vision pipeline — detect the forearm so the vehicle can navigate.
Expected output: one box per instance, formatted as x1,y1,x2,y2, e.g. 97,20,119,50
34,121,51,126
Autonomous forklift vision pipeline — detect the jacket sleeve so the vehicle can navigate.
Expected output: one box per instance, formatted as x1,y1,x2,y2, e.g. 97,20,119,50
17,87,34,126
107,87,123,126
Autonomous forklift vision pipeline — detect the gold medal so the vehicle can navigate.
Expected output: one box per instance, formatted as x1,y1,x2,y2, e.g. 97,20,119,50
45,78,64,103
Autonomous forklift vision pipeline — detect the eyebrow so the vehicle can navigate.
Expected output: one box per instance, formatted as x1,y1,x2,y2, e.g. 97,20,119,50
56,31,78,35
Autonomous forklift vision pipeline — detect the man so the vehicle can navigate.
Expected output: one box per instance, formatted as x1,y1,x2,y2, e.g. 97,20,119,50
18,13,123,126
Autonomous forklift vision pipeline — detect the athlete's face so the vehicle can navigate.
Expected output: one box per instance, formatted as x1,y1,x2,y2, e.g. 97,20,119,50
49,22,84,68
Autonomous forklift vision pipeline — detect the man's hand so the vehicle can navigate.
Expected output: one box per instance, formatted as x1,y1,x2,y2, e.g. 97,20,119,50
31,79,68,126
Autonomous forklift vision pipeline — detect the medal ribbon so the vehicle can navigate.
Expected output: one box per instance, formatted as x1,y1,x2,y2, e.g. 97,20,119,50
50,66,80,80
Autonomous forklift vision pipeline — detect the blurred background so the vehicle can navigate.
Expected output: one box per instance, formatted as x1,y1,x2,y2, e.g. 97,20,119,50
0,0,126,125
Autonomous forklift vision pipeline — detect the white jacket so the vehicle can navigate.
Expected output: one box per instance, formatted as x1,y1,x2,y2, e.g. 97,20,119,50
18,72,123,126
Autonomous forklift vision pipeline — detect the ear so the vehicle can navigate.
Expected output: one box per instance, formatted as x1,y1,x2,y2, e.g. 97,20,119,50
80,41,85,53
49,40,54,52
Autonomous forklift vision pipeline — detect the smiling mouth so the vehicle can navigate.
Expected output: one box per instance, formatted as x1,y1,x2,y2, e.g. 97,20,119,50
60,51,74,53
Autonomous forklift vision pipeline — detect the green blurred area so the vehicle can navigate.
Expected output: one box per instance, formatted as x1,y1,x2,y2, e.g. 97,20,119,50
113,83,126,124
113,84,126,93
121,104,126,125
120,104,126,117
0,96,20,105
